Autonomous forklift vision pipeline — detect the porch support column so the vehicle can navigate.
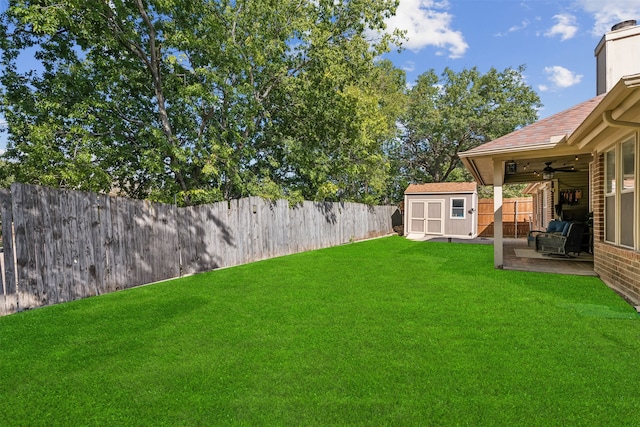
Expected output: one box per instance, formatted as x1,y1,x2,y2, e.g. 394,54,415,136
493,160,504,268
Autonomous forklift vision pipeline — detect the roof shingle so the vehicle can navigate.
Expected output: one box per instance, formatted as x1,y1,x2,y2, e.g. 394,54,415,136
461,94,606,155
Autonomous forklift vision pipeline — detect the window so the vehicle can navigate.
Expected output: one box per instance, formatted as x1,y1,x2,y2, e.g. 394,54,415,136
604,136,637,248
605,149,616,243
451,198,465,219
621,139,635,248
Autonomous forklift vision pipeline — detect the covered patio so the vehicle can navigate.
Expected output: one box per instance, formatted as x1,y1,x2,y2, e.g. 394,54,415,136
459,95,601,270
455,21,640,304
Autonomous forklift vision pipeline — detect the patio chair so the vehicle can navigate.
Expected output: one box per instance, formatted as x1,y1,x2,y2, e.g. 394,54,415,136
535,221,586,256
527,220,570,248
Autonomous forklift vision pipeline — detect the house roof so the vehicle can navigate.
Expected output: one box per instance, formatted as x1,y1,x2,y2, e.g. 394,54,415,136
460,94,606,157
405,182,477,194
458,93,608,185
568,74,640,149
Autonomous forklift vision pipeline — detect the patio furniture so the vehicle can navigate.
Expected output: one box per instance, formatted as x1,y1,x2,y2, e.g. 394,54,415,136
527,220,570,248
535,221,586,256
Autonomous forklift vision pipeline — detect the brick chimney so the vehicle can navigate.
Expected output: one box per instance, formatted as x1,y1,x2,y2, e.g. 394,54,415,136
595,20,640,95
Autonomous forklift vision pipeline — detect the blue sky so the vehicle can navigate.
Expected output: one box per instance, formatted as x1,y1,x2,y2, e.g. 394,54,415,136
2,0,640,150
382,0,640,118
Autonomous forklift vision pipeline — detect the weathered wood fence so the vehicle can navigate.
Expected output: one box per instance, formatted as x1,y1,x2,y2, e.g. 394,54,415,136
0,183,397,316
477,198,533,238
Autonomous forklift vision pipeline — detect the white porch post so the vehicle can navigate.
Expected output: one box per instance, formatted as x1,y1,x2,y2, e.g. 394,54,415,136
493,160,504,268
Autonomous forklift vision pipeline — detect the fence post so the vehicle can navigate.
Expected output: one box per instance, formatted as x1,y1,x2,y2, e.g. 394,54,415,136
514,199,518,239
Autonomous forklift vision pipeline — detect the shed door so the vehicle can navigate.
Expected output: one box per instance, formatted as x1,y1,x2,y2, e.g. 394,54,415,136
409,200,444,235
409,201,426,234
425,200,444,235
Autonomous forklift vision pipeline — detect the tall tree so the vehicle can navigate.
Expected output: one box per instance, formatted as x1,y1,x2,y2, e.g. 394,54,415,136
400,66,541,183
0,0,402,205
272,59,406,204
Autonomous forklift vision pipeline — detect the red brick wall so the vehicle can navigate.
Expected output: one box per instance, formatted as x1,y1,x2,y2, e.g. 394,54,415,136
591,153,640,304
529,186,558,231
546,186,555,224
594,242,640,303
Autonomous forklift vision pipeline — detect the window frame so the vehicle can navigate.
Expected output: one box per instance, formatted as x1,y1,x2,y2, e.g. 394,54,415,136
604,147,616,244
603,134,638,249
620,138,635,249
450,197,466,220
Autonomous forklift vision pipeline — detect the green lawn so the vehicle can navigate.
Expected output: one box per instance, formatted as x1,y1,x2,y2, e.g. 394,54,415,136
1,236,639,425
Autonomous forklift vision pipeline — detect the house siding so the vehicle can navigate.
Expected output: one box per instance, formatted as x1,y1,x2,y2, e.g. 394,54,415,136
592,153,640,304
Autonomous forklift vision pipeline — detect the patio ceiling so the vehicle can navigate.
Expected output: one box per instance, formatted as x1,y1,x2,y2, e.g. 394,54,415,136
501,154,592,184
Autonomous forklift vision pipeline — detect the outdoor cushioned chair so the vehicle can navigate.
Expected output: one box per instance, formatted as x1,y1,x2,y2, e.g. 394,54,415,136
527,220,570,248
535,221,585,256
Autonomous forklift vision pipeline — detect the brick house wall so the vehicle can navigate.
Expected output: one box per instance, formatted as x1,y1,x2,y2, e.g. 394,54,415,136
591,153,640,304
546,185,555,225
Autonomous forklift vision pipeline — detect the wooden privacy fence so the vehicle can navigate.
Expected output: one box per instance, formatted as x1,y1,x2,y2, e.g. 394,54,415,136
0,183,396,316
477,198,533,238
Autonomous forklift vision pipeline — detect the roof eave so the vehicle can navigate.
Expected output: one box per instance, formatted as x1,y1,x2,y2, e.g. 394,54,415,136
568,74,640,148
460,157,486,186
459,140,561,159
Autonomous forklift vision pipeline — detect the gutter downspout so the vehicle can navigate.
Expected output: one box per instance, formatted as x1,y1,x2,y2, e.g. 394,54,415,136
603,110,640,128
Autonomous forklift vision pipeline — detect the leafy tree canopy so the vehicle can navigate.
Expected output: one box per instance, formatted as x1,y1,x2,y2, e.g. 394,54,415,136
0,0,404,205
399,66,541,184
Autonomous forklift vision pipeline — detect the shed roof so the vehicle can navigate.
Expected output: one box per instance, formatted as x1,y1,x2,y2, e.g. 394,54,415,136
405,182,477,194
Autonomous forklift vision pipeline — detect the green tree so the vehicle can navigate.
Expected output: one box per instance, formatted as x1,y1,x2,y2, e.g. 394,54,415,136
400,66,541,184
0,0,402,205
273,59,406,204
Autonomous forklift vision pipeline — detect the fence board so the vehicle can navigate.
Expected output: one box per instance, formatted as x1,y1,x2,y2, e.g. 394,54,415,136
110,196,125,292
42,186,61,304
0,189,15,315
11,184,32,309
98,194,113,293
60,188,77,302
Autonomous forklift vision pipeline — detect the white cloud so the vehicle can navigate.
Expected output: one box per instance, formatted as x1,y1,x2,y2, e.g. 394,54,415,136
0,118,7,128
543,65,583,90
575,0,640,36
495,19,530,37
545,14,578,41
403,61,416,73
385,0,468,58
509,19,530,33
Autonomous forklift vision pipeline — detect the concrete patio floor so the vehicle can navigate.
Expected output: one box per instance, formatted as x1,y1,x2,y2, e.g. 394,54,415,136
502,238,596,276
418,236,597,277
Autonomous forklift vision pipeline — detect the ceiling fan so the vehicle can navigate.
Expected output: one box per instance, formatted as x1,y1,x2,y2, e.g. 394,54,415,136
540,162,576,179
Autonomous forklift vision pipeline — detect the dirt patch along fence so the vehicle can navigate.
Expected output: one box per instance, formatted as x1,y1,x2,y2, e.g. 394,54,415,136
477,198,533,238
0,183,397,316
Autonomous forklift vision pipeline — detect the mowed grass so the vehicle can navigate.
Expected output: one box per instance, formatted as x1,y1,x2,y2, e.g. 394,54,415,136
1,236,640,425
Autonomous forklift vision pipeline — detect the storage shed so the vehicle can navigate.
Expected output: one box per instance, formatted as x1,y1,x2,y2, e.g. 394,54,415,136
404,182,478,239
